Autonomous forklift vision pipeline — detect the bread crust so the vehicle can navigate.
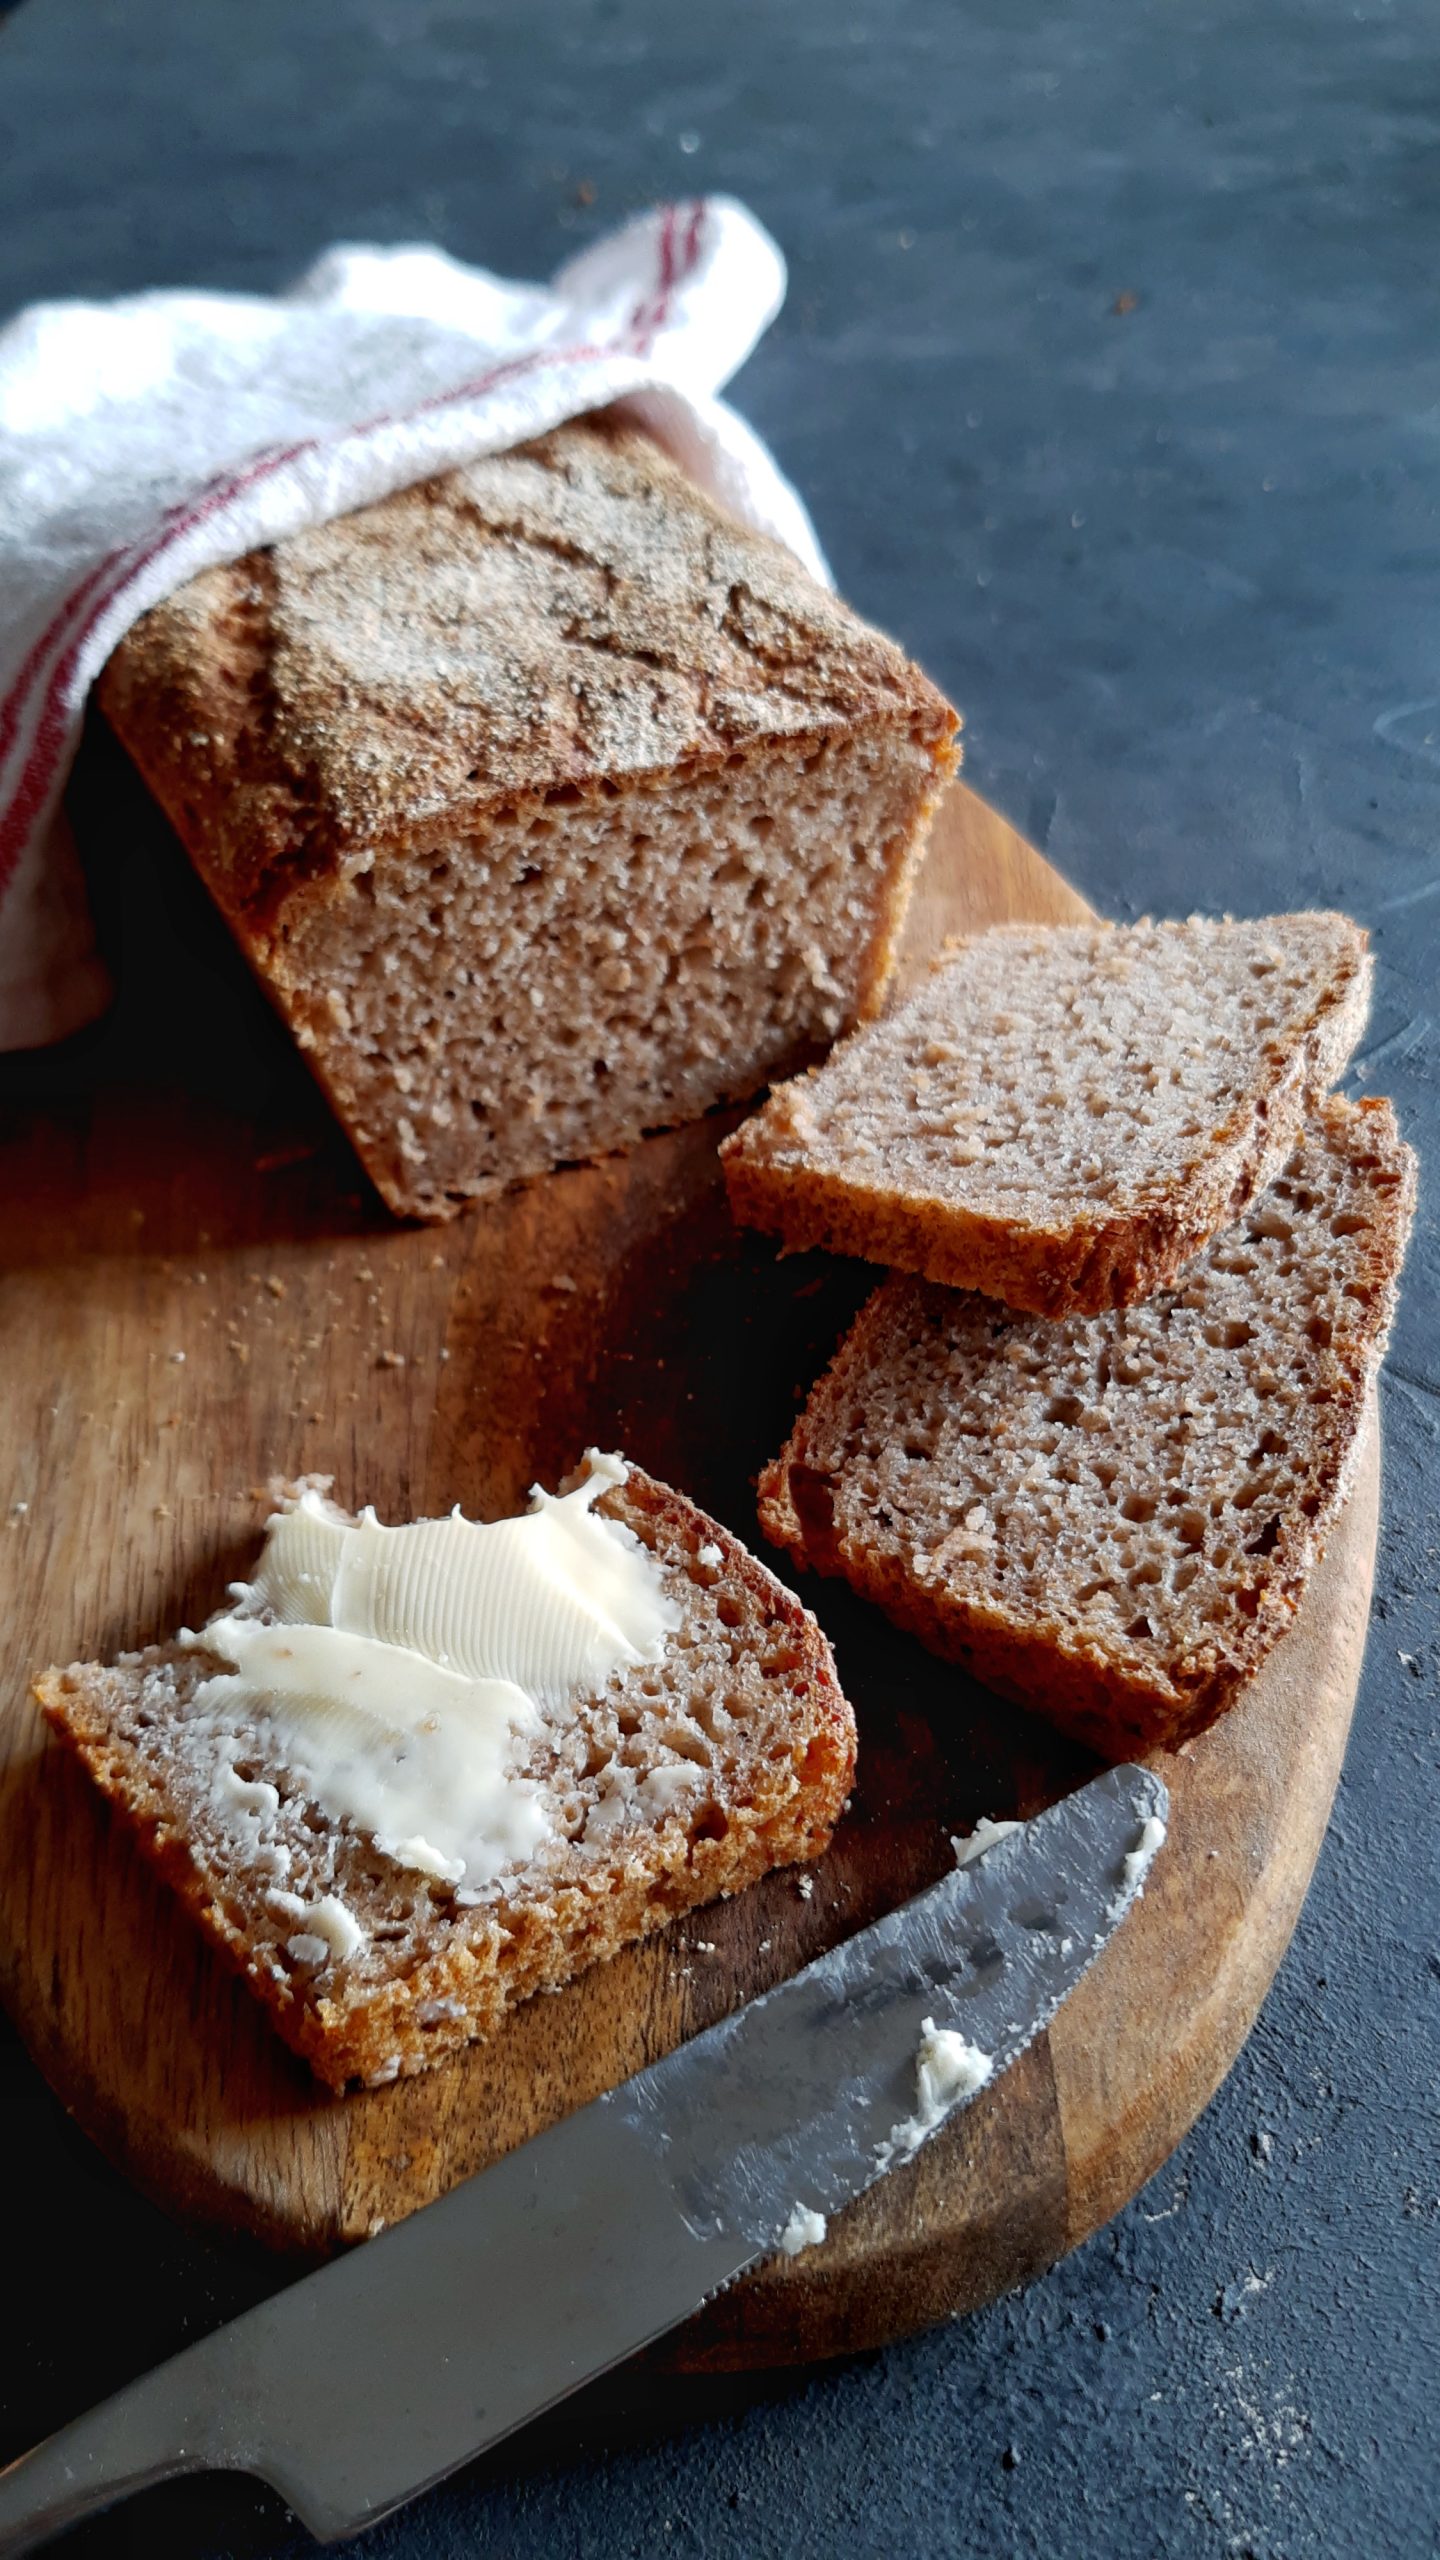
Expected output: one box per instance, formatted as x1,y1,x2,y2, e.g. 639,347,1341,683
97,415,958,1220
759,1099,1415,1757
724,916,1373,1317
100,415,954,929
38,1468,856,2090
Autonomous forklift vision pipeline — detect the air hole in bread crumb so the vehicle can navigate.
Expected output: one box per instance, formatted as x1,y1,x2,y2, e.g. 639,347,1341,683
1203,1319,1254,1351
660,1728,711,1767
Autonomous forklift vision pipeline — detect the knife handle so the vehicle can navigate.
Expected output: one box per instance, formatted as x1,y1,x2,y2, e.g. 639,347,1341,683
0,2365,227,2556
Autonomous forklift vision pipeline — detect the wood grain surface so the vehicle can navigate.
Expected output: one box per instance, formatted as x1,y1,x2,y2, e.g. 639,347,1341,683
0,763,1379,2365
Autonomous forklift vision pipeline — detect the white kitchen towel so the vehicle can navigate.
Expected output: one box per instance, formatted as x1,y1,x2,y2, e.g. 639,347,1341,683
0,197,826,1051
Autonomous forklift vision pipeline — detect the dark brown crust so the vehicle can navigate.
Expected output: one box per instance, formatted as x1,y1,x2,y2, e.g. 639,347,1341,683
98,414,958,1221
758,1100,1416,1758
99,415,956,932
723,918,1372,1317
38,1468,856,2090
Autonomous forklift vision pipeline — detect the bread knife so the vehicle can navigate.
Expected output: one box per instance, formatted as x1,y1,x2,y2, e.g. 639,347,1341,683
0,1761,1168,2555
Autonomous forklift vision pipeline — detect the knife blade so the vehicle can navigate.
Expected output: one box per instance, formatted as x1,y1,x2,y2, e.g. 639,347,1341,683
0,1761,1167,2555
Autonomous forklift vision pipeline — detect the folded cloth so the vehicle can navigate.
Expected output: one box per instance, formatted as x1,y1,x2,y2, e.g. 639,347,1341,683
0,197,825,1051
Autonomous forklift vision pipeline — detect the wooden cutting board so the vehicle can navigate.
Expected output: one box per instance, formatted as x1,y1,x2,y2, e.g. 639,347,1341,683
0,764,1379,2369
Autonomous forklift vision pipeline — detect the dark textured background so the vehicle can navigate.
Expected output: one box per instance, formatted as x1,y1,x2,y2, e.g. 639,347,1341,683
1,1,1437,2554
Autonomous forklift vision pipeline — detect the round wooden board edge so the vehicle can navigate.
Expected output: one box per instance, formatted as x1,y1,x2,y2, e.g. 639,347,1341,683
0,781,1385,2371
664,1411,1381,2368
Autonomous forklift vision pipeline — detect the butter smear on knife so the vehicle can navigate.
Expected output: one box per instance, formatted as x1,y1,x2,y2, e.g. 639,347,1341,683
874,2019,995,2171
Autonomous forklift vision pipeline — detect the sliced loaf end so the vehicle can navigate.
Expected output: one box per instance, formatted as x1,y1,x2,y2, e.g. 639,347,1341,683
100,416,960,1221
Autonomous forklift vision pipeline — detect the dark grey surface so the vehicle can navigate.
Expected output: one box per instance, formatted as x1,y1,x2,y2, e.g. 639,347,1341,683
0,1,1436,2555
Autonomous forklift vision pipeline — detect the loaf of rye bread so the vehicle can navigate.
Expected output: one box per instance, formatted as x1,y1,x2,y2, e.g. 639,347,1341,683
723,914,1372,1316
38,1466,855,2089
759,1098,1415,1758
98,413,958,1219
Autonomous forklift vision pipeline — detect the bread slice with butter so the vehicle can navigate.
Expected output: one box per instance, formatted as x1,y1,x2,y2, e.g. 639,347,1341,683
758,1098,1415,1758
38,1457,854,2090
722,913,1372,1317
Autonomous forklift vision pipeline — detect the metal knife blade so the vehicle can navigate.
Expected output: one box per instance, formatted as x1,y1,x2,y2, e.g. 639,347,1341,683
0,1761,1167,2555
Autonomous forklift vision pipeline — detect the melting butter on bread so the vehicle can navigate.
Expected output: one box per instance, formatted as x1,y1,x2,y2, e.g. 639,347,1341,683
39,1464,854,2089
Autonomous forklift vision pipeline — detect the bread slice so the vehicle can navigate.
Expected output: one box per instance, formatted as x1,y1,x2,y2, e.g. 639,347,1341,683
98,413,958,1219
759,1098,1415,1758
722,914,1372,1316
38,1465,855,2089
